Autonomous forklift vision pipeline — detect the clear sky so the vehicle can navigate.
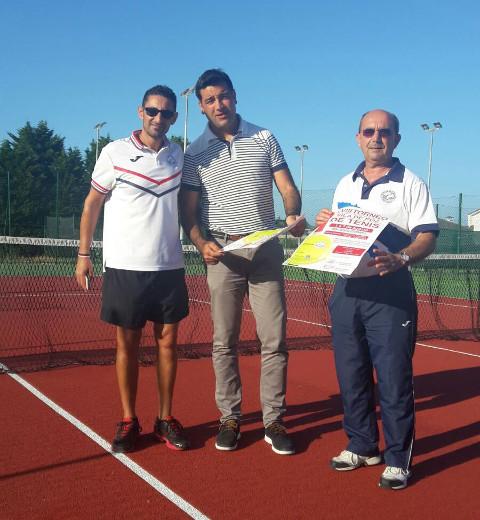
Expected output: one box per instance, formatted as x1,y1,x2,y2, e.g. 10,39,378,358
1,0,479,216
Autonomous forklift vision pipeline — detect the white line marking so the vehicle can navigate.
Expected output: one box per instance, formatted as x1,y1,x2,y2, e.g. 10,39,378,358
286,316,332,329
191,299,332,328
138,297,480,356
416,343,480,358
190,299,479,338
417,297,476,310
0,363,209,520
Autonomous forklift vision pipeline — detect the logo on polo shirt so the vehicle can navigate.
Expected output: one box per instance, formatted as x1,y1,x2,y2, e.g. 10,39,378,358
130,155,144,162
381,190,396,203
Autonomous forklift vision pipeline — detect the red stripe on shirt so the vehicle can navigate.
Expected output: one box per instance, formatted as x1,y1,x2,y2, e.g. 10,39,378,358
130,130,145,150
91,179,109,193
114,166,181,186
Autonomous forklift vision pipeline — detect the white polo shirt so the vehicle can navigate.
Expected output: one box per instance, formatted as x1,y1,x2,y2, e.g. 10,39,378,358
92,131,184,271
332,159,438,277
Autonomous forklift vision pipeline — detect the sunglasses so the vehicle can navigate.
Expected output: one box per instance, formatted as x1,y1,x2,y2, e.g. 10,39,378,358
362,128,393,138
144,107,176,119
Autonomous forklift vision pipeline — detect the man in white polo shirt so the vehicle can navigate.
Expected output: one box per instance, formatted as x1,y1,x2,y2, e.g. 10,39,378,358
316,109,438,490
180,69,305,455
75,85,190,453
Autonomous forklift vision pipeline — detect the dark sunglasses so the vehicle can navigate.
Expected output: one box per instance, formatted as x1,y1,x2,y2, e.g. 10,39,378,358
144,107,176,119
362,128,393,138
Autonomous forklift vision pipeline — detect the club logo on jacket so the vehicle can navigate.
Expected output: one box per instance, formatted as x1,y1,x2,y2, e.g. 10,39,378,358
381,190,396,203
130,155,144,162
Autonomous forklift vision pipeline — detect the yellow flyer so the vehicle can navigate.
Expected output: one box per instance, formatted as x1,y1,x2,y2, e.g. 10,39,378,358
284,207,390,276
222,216,305,252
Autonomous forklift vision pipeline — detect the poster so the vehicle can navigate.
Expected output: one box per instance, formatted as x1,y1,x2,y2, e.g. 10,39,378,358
284,207,389,277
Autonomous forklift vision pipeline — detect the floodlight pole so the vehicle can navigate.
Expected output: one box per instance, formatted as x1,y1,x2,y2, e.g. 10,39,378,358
180,86,195,153
294,144,308,201
179,87,195,243
55,166,59,238
94,122,107,162
7,169,11,235
420,122,442,192
294,145,308,246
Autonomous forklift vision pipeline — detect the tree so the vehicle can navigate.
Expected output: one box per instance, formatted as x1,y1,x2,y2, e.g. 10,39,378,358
169,135,189,150
0,126,190,238
58,147,87,216
1,121,66,236
84,135,112,178
0,121,93,237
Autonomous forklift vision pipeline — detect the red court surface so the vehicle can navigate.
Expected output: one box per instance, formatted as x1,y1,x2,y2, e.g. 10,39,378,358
1,342,479,519
2,274,478,367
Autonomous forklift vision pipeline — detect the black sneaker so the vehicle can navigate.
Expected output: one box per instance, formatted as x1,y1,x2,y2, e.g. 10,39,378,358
153,416,190,451
264,422,295,455
111,417,141,453
215,419,241,451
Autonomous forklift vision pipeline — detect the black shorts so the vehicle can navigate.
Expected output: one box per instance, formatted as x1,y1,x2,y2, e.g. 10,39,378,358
101,267,189,329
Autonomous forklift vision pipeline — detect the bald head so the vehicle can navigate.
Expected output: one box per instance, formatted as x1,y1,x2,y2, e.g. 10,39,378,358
358,110,399,134
356,109,401,167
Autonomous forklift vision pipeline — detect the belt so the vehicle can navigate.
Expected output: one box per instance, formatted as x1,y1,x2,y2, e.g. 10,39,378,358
208,230,248,242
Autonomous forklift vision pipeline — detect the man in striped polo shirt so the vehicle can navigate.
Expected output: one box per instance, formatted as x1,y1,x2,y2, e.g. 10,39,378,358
180,69,305,455
75,85,190,454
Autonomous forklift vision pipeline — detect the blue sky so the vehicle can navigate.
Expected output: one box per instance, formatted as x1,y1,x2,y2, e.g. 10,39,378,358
1,0,479,216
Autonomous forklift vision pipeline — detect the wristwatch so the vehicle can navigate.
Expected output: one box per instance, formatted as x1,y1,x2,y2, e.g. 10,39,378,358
399,251,411,266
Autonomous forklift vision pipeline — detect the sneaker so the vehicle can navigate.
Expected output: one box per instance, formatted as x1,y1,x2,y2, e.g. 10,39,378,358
111,417,141,453
330,450,382,471
379,466,412,490
264,422,295,455
153,416,190,451
215,419,241,451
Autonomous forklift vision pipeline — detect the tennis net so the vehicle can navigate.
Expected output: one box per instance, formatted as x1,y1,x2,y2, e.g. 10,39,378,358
1,236,479,373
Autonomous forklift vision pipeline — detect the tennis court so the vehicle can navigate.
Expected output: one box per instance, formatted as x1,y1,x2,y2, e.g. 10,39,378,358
1,237,479,518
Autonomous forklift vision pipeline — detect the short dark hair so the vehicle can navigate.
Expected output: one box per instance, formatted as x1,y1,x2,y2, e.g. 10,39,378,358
358,110,400,134
142,85,177,110
195,69,234,99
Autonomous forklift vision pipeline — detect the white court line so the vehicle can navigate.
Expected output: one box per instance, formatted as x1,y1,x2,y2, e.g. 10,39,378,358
192,299,332,328
416,343,480,358
416,297,476,310
284,280,477,308
0,363,209,520
284,288,476,310
191,299,480,344
287,316,332,329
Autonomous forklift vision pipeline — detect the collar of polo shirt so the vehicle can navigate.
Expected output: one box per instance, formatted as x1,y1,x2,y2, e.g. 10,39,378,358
130,130,170,152
352,157,405,183
206,115,247,143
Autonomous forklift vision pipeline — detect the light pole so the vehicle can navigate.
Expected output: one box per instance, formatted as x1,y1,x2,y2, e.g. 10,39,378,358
180,86,195,152
94,121,107,162
55,166,59,237
7,169,11,235
420,122,442,191
179,87,194,243
294,145,308,200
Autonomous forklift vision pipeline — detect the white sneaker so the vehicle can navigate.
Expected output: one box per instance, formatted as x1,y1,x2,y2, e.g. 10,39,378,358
379,466,412,490
330,450,382,471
